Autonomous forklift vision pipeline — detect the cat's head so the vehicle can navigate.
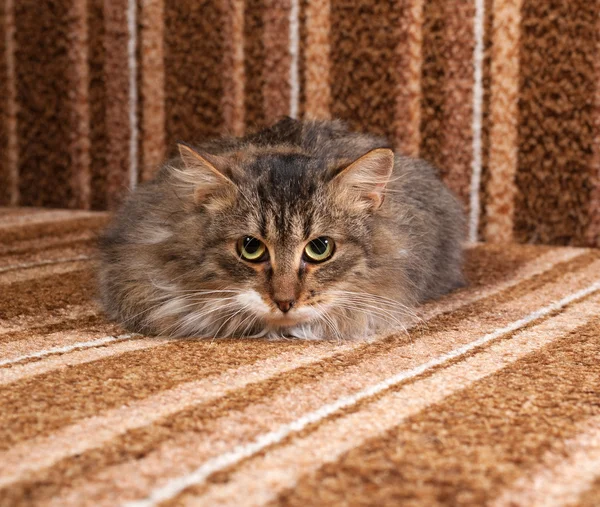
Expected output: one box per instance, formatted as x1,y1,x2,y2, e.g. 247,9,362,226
161,143,404,339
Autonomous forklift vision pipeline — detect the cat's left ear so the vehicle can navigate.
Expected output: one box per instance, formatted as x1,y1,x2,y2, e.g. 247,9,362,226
177,143,235,204
332,148,394,210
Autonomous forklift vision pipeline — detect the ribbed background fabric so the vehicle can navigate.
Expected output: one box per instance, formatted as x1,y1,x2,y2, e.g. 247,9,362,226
0,0,599,247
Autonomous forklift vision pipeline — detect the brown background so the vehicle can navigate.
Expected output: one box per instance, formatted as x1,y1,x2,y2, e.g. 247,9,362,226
0,0,599,247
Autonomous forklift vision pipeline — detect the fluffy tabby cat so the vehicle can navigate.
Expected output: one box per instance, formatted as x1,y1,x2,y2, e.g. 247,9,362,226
98,118,465,340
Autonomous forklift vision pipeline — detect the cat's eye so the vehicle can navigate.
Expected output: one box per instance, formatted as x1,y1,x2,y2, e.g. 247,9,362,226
304,237,335,263
237,236,268,262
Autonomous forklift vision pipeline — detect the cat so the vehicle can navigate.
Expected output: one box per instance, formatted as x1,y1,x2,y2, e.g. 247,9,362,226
97,118,466,340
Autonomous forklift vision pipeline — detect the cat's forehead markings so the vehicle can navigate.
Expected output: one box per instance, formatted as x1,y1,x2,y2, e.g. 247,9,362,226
302,206,317,240
234,145,303,160
291,214,306,241
260,208,277,241
267,209,306,244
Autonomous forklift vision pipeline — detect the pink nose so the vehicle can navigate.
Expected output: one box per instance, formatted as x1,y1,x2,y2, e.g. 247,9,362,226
275,299,295,313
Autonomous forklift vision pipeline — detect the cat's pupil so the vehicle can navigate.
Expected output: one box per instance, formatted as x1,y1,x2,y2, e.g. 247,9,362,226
311,238,328,254
244,237,261,254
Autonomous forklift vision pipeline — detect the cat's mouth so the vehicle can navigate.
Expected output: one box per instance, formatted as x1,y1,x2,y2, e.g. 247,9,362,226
261,305,320,328
262,313,311,327
235,291,321,329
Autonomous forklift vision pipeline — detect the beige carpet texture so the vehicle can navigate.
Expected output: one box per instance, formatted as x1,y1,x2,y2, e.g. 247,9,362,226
1,0,600,505
1,210,600,506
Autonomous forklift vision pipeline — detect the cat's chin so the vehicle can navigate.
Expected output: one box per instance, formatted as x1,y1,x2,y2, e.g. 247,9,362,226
260,305,321,329
262,314,311,328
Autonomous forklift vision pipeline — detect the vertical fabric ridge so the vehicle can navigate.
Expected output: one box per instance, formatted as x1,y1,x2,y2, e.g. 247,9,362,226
302,0,330,119
0,0,6,205
164,1,224,150
68,0,92,209
329,1,407,142
88,0,109,209
221,0,246,136
476,0,495,240
243,0,266,128
15,0,86,208
0,0,596,245
127,0,138,190
483,0,523,243
468,0,486,241
514,1,597,246
2,0,18,206
262,0,292,123
392,0,423,157
585,4,600,246
138,0,166,181
103,0,134,208
288,0,299,119
420,0,475,208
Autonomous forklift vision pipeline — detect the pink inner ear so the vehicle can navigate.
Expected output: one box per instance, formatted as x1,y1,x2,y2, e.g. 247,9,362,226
366,191,384,208
335,148,394,210
193,181,237,208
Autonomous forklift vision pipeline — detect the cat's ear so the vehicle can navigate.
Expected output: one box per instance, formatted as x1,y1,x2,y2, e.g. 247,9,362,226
332,148,394,210
177,143,235,204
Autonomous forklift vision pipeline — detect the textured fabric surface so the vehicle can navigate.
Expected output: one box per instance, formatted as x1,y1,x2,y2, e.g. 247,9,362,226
1,207,600,506
0,0,599,246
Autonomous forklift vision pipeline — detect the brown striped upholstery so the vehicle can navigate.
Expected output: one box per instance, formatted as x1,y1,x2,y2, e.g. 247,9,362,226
1,208,599,505
0,0,599,246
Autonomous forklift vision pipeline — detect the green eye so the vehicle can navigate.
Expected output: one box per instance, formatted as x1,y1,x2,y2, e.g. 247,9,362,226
237,236,268,262
304,237,335,263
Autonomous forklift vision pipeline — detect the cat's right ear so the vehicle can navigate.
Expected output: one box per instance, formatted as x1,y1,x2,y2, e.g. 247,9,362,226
331,148,394,211
176,143,235,204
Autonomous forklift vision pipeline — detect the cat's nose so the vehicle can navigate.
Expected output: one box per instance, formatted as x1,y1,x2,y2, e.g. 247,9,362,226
275,299,295,313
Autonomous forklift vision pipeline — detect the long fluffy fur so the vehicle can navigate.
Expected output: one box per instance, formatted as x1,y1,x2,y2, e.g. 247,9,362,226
97,118,466,340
